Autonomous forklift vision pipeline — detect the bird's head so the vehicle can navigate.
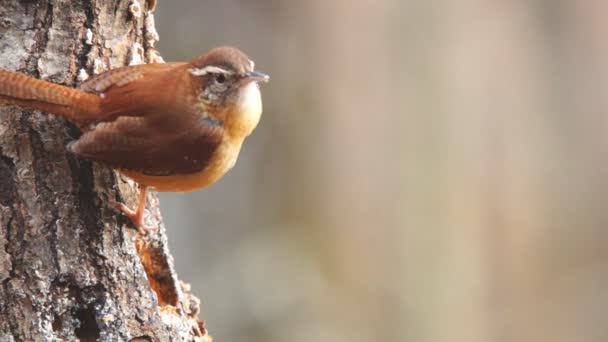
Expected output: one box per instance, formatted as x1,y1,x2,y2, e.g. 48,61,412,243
189,47,269,136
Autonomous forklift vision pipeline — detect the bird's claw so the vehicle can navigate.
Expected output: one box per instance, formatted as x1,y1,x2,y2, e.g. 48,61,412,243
110,200,158,236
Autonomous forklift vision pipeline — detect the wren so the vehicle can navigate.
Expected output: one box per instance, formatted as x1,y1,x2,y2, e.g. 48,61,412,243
0,47,269,234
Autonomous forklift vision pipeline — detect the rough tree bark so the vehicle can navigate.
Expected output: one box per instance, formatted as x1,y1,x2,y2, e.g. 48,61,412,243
0,1,210,341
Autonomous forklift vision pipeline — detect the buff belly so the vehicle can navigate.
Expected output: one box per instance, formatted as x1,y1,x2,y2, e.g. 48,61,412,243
119,142,242,192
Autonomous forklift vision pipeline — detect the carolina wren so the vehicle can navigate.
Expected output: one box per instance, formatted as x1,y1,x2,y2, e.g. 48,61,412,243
0,46,269,234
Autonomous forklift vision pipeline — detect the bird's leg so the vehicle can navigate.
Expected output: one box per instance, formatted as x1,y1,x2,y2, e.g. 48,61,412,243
114,185,158,235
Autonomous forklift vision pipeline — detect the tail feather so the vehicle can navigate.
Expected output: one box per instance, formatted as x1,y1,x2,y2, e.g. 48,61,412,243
0,69,101,125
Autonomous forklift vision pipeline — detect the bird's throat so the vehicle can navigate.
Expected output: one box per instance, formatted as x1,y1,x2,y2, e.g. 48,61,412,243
227,82,263,139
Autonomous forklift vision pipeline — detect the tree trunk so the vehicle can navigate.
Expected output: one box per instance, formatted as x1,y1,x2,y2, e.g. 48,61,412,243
0,1,210,340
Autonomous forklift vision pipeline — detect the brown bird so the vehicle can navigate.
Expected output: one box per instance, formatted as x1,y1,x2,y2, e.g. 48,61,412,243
0,46,269,234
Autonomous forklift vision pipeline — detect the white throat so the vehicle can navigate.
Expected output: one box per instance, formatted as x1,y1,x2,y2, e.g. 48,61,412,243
235,82,263,136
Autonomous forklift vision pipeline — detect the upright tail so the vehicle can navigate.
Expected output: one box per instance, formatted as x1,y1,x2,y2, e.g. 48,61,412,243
0,69,101,125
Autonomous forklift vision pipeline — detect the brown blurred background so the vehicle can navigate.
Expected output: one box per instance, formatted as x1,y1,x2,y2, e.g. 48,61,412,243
155,1,608,341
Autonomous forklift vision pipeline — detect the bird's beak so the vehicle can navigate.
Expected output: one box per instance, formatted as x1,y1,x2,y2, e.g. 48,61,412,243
244,71,270,83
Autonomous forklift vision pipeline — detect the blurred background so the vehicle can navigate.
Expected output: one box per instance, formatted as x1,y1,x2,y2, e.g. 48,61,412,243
155,1,608,342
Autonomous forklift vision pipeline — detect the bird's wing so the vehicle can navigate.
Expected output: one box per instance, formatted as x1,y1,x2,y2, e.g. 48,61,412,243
72,62,222,175
68,115,224,175
79,62,190,123
79,62,186,93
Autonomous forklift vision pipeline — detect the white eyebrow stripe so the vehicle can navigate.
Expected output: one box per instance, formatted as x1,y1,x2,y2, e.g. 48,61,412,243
189,65,234,76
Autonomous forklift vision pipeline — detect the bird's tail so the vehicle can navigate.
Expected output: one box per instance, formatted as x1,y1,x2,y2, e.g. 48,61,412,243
0,69,101,125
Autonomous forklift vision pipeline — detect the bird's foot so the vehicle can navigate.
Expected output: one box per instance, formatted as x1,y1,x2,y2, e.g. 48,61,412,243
111,185,158,236
114,202,159,235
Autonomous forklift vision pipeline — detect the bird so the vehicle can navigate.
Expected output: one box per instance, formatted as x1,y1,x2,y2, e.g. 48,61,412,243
0,46,269,234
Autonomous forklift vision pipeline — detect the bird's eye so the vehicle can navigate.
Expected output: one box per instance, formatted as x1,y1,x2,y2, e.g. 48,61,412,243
215,73,226,84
